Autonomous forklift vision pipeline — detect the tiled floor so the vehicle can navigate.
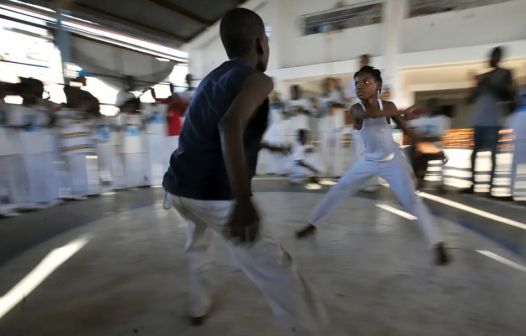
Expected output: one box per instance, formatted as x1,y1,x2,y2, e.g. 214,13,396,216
1,183,526,336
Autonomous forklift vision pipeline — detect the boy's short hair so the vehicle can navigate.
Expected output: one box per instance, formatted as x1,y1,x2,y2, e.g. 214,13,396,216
220,8,265,59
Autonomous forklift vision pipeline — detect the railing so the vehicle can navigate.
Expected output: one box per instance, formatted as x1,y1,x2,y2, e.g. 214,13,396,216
408,0,513,18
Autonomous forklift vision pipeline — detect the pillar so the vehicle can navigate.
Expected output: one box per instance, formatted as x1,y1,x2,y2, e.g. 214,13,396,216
381,0,406,105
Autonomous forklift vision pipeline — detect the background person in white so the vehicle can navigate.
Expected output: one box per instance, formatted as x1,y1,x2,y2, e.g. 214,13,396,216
289,129,320,184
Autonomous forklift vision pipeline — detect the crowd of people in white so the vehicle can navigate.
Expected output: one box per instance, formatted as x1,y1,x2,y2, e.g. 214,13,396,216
0,75,195,217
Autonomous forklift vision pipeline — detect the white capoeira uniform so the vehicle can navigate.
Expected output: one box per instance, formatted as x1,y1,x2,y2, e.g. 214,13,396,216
142,103,168,186
288,140,321,183
309,100,441,248
110,114,127,190
57,109,94,199
0,101,20,215
19,106,48,205
95,116,113,185
120,113,145,188
36,104,61,206
5,104,32,206
510,87,526,199
263,103,287,175
318,107,345,177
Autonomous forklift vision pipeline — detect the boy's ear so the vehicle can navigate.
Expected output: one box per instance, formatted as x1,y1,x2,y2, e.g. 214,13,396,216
256,37,264,55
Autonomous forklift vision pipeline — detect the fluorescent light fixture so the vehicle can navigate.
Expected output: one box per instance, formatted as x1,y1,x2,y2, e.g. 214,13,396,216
8,0,54,12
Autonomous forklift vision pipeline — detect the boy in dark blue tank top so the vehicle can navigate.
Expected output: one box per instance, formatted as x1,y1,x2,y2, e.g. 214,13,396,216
163,8,330,335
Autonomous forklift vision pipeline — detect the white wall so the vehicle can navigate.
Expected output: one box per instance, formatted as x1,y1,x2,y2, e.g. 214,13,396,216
187,0,526,90
402,0,526,54
189,0,282,78
279,0,382,68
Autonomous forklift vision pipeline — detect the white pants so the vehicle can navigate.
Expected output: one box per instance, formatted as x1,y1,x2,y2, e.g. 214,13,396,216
309,151,441,248
352,130,378,191
164,136,179,173
143,134,165,186
111,149,127,190
65,154,89,197
168,194,330,336
96,142,113,184
123,153,145,188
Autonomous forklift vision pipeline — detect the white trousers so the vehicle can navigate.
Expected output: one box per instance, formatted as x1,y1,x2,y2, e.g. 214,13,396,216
143,134,165,186
65,154,89,197
96,142,113,184
0,155,30,204
164,136,179,174
123,153,145,188
168,194,330,336
309,151,441,248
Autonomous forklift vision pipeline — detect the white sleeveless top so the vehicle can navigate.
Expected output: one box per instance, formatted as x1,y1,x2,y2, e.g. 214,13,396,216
358,100,398,162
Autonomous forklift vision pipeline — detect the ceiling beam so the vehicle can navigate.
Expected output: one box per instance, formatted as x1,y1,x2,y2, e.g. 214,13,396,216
73,3,189,42
144,0,213,26
30,0,188,43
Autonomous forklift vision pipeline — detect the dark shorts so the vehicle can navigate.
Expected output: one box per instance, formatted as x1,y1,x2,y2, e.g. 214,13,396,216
473,126,501,151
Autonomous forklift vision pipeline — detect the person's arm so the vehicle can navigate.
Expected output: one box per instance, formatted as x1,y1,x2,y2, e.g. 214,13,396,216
260,141,289,153
359,100,414,119
386,102,421,143
219,72,274,198
297,160,318,174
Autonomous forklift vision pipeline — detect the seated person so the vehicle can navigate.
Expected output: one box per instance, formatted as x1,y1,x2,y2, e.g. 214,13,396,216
407,100,450,192
289,129,320,184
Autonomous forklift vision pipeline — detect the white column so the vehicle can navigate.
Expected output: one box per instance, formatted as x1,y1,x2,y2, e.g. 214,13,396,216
266,0,282,71
381,0,406,104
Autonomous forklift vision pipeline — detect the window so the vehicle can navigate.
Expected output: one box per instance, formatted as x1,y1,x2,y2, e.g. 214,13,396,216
301,2,383,36
408,0,513,18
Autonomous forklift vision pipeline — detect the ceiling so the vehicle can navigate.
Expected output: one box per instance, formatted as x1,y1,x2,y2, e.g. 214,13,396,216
12,0,247,48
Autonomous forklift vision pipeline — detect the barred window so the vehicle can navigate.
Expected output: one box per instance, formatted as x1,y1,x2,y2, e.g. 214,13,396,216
408,0,513,18
301,1,383,36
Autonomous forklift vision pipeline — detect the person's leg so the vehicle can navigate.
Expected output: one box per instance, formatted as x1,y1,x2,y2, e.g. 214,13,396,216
307,159,375,227
68,154,89,198
378,153,445,259
169,195,215,320
487,127,501,193
170,195,331,335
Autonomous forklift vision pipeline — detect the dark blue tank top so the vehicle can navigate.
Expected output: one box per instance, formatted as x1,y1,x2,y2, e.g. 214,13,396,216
163,60,269,200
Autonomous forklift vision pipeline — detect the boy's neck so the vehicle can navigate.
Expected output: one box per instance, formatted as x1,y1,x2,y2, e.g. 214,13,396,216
231,55,258,69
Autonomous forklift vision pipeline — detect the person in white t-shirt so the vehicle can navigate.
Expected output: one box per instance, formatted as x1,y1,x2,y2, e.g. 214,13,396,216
289,129,319,184
288,85,311,136
317,78,346,177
